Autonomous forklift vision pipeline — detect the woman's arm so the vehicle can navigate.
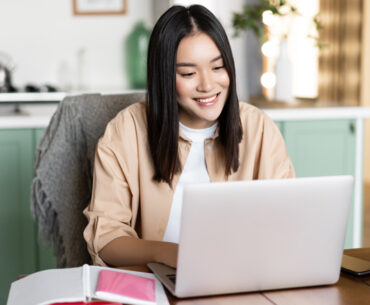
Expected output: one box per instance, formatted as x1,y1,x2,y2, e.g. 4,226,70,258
85,108,177,267
99,236,178,268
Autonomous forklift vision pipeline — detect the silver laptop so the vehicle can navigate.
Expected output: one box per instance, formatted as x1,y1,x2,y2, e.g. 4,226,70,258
148,175,354,298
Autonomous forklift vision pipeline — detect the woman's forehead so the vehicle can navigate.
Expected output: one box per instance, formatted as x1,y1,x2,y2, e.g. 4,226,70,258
176,32,222,64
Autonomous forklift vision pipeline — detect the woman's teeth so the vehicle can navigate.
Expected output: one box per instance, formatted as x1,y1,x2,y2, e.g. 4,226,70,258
196,94,218,103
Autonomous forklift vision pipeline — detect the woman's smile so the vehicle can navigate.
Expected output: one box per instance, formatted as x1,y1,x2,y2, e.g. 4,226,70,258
193,92,220,106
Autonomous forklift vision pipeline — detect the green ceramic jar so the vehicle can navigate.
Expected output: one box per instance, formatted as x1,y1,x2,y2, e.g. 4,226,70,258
125,21,151,89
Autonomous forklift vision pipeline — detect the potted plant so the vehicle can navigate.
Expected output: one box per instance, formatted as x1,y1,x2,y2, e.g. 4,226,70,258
232,0,323,48
232,0,323,101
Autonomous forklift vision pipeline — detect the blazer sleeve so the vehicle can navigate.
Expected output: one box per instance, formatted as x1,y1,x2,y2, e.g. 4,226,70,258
257,113,296,179
83,112,140,266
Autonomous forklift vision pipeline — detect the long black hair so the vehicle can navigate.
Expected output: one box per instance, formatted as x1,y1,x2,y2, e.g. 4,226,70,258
146,4,242,185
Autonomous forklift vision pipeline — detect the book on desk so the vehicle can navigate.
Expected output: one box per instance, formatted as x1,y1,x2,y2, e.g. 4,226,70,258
6,264,169,305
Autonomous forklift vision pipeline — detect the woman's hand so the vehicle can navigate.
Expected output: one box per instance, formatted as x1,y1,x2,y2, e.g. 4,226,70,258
99,236,178,268
154,241,178,268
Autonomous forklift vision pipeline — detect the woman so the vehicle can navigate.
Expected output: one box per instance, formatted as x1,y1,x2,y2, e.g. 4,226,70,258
84,5,295,268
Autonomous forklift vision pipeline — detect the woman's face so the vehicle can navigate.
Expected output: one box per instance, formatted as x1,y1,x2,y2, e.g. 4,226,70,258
176,32,230,129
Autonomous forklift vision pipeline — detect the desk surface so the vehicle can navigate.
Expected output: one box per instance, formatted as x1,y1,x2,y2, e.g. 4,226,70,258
123,248,370,305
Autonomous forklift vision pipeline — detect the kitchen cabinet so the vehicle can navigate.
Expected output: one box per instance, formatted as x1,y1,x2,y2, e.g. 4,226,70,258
0,129,37,303
0,128,55,304
280,120,355,177
277,120,357,249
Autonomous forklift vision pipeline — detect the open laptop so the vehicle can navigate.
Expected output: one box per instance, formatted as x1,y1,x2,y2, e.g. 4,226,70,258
148,175,354,298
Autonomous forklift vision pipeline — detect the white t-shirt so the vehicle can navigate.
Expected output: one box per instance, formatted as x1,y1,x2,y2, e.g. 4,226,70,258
162,122,217,243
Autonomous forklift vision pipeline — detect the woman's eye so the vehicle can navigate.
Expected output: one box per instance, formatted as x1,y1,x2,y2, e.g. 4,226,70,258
213,65,225,71
180,72,195,77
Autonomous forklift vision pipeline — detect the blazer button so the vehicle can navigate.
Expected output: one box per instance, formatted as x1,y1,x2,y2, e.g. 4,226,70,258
207,144,212,151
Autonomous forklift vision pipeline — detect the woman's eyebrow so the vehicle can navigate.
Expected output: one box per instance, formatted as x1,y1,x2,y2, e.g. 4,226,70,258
176,55,223,67
176,62,196,67
210,55,222,62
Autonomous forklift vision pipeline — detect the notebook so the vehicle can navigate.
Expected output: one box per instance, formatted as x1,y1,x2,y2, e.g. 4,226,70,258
95,269,156,304
148,175,354,298
6,265,169,305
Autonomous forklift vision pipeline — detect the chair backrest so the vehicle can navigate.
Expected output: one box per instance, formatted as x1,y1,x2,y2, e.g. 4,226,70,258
31,92,146,267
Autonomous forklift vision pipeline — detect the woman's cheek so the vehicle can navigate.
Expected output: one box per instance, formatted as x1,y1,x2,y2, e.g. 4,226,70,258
218,71,230,87
176,78,194,98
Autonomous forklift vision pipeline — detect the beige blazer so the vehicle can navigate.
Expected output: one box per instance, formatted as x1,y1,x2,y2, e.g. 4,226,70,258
83,102,295,266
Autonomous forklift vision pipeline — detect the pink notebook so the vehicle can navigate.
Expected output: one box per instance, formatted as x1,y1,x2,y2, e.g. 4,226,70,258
95,270,156,304
49,302,118,305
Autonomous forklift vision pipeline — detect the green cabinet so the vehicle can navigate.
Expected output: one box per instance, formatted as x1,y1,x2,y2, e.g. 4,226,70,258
0,129,37,303
0,128,55,304
277,120,357,249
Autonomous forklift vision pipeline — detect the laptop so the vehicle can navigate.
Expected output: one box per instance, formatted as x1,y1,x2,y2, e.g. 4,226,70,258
148,175,354,298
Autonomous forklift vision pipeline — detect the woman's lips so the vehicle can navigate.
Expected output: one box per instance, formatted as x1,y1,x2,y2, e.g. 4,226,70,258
193,93,220,106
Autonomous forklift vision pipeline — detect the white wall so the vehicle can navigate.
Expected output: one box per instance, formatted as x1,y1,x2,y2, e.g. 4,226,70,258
0,0,153,91
0,0,248,97
215,0,249,102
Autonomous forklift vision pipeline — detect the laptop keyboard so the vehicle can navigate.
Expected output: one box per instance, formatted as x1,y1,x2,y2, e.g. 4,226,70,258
167,274,176,284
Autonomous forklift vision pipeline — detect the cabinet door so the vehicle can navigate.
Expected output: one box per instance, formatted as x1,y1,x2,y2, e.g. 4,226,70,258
33,128,57,270
282,120,356,177
0,129,37,303
281,120,356,248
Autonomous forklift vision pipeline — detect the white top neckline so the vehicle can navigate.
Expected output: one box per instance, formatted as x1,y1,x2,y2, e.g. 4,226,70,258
179,122,218,143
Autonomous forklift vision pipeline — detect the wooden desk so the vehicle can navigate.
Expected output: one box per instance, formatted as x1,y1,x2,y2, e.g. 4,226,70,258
123,248,370,305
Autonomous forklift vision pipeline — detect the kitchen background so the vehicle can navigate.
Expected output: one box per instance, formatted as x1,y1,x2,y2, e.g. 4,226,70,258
0,0,155,93
1,0,370,302
0,0,251,99
1,0,366,236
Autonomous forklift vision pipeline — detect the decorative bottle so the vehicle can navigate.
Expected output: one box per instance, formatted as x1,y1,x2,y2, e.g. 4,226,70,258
125,21,151,89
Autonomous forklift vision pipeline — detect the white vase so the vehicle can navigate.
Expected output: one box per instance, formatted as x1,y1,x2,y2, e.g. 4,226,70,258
274,40,294,102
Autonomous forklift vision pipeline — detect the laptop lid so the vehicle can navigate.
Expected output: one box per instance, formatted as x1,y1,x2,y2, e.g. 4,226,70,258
172,175,353,297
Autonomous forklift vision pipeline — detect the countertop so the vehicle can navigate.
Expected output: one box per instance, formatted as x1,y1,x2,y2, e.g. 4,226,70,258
0,91,142,128
0,90,144,103
0,104,58,128
249,98,370,120
263,106,370,121
0,92,66,103
1,93,370,129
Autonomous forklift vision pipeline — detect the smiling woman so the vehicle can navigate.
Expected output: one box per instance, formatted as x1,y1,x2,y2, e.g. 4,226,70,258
83,4,295,269
175,33,230,128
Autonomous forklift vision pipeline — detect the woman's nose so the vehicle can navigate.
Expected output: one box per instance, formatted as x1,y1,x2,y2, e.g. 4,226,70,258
197,71,214,92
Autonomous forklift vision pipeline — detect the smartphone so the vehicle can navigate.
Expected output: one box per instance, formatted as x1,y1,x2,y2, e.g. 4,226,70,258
341,254,370,276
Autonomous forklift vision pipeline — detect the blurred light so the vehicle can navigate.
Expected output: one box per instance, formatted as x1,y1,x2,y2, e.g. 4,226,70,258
262,10,275,26
261,41,278,58
279,5,290,15
261,72,276,88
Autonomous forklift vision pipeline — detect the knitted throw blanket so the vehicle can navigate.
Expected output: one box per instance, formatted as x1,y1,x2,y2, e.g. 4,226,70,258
31,92,145,267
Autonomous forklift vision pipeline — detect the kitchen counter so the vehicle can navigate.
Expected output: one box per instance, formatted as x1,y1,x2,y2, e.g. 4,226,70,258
2,94,370,129
0,90,146,103
0,93,66,128
263,106,370,120
0,92,66,103
0,91,145,128
0,104,58,128
249,98,370,120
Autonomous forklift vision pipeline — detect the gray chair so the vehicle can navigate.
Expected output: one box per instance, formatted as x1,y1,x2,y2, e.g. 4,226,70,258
31,92,146,268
